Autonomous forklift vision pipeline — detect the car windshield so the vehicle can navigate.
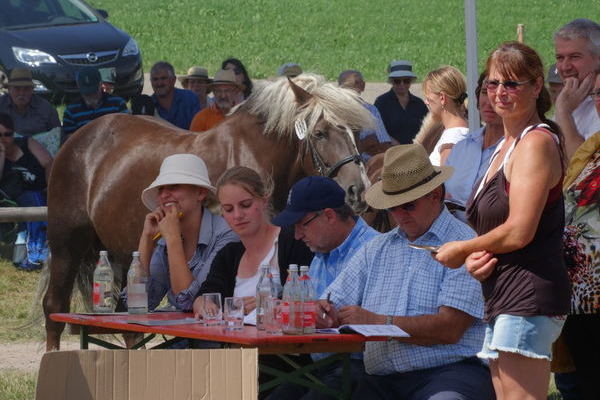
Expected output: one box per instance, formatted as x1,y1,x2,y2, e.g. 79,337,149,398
0,0,99,30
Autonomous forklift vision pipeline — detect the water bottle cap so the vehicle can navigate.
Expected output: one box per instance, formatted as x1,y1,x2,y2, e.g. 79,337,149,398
100,250,108,256
260,263,269,269
132,251,140,257
289,265,298,272
300,265,309,271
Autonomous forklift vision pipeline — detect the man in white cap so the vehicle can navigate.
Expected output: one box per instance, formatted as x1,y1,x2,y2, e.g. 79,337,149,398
179,66,212,110
136,153,237,311
189,69,244,132
0,68,60,136
374,61,428,144
554,18,600,158
318,144,494,399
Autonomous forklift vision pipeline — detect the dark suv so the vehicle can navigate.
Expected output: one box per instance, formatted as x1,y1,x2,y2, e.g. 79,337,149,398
0,0,143,103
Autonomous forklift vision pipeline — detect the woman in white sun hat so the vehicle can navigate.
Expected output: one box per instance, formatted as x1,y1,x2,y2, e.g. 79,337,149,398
138,154,238,311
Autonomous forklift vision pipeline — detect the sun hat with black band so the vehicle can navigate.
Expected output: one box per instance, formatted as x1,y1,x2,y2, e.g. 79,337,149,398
141,154,216,210
210,69,244,90
388,60,417,79
365,144,454,210
271,176,346,227
7,68,34,87
179,66,212,85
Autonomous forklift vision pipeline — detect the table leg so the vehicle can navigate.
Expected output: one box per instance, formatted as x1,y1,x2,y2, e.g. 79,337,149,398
80,326,89,349
259,352,351,400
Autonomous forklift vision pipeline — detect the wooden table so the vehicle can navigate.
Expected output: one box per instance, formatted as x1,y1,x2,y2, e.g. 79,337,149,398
51,312,385,399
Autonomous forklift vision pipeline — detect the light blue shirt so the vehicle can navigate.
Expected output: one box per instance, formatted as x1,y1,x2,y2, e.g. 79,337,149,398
360,102,392,161
147,209,238,311
324,208,485,375
445,126,501,209
309,217,379,298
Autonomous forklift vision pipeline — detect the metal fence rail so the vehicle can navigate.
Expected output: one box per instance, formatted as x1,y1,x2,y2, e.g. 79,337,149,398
0,207,48,222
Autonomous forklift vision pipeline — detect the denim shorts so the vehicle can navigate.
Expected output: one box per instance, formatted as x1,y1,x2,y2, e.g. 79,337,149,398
478,314,565,361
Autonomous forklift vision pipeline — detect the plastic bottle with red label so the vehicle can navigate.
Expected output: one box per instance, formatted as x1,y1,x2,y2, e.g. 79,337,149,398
299,265,316,333
281,264,302,334
93,250,114,313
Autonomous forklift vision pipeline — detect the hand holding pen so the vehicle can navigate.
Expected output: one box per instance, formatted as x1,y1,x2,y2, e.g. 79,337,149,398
316,293,337,328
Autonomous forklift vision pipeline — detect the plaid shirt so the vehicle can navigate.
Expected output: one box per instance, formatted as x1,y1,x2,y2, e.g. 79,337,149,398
324,207,485,375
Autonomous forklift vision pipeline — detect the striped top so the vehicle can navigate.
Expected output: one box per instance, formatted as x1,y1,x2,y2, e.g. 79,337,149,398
62,93,128,136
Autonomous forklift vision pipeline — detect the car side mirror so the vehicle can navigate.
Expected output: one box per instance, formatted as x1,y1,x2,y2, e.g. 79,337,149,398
97,9,109,19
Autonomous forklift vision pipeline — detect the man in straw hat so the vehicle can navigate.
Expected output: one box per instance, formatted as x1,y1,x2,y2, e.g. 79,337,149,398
0,68,60,136
317,144,494,399
189,69,244,132
179,66,212,110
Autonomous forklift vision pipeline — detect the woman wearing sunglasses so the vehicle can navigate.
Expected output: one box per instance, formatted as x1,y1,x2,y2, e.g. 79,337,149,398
422,66,469,166
0,112,52,270
435,41,570,400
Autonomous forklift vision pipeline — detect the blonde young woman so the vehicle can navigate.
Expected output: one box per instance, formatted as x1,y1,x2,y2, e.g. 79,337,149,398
435,42,570,400
193,166,313,316
422,66,469,166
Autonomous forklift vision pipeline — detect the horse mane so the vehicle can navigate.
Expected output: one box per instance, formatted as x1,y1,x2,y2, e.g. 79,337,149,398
236,73,374,140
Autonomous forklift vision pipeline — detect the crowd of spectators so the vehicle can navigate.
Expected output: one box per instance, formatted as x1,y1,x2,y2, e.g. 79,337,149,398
1,16,599,400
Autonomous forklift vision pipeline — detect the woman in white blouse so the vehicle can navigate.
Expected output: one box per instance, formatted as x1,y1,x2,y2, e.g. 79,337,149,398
422,66,469,166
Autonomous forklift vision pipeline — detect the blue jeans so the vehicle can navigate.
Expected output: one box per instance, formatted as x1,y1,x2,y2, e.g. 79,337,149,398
352,357,495,400
16,190,48,265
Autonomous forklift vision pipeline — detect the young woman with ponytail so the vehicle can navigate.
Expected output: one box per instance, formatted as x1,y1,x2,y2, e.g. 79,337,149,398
435,41,570,400
422,65,469,165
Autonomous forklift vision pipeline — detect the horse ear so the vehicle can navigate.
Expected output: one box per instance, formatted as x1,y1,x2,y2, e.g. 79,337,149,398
288,77,312,105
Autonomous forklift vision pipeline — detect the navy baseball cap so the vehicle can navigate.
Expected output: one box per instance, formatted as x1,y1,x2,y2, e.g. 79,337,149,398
272,176,346,226
76,68,101,95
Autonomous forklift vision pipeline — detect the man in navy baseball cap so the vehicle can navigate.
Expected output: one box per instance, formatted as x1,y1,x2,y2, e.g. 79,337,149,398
270,175,379,397
272,176,346,227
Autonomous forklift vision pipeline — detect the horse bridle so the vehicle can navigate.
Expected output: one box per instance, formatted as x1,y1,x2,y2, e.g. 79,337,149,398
305,134,363,178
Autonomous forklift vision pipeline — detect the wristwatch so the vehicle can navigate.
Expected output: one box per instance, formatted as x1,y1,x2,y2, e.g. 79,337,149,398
385,315,393,325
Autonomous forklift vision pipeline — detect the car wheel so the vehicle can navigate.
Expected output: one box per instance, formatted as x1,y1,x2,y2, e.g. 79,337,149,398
0,69,7,95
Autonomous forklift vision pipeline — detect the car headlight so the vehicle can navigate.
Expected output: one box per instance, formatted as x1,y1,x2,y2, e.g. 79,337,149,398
12,47,57,66
122,38,139,57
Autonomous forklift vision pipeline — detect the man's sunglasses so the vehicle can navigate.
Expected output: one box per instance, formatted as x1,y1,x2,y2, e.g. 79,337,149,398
485,79,531,92
300,211,322,227
0,131,14,138
387,200,418,212
392,78,412,85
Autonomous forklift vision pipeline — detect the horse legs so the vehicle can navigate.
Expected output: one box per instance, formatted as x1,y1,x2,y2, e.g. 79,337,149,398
43,246,79,351
43,226,98,351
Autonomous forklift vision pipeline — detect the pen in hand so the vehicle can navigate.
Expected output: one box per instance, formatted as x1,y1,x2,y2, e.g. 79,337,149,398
322,292,332,320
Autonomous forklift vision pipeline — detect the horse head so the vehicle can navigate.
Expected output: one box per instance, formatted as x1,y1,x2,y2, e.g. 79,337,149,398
288,77,371,214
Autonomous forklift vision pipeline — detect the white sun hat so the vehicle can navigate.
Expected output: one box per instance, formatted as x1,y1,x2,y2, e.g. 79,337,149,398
141,154,216,210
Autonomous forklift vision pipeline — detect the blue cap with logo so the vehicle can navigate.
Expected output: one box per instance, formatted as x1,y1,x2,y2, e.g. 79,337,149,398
76,67,101,95
272,176,346,227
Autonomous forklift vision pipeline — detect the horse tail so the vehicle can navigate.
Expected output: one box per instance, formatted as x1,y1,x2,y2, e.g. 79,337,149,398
413,113,444,155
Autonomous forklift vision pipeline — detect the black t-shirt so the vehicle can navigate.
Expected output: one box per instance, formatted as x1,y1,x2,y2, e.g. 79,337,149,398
374,90,428,144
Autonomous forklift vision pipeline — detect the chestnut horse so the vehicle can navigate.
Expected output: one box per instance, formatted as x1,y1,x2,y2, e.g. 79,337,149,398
43,74,374,350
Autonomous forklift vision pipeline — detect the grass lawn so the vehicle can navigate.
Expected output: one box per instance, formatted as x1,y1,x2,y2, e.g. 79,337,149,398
88,0,597,81
0,370,36,400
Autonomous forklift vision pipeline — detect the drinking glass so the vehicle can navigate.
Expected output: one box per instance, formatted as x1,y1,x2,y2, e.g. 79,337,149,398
202,293,222,326
224,297,244,331
265,298,282,334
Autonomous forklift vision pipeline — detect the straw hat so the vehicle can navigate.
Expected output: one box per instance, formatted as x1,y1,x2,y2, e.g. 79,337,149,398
365,144,453,210
141,154,216,210
7,68,34,87
179,66,212,85
210,69,244,89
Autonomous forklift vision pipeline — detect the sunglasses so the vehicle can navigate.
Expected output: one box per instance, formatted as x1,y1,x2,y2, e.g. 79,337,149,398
590,89,600,100
388,200,418,212
485,79,531,92
0,131,14,138
392,78,412,85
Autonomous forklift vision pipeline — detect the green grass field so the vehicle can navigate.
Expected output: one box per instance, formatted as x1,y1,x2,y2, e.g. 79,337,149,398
88,0,598,81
